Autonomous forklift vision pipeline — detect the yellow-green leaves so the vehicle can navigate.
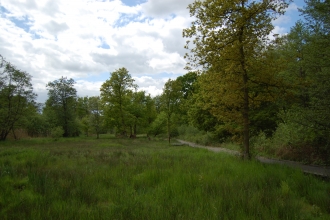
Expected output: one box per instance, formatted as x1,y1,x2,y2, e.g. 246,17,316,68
183,0,289,158
100,68,137,135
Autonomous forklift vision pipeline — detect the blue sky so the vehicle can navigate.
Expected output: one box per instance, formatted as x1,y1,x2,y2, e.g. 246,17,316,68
273,0,306,34
122,0,147,7
0,0,306,103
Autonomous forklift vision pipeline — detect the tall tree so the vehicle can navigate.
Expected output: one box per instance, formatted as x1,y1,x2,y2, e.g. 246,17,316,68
183,0,289,158
44,77,78,137
187,73,225,136
100,67,137,135
175,71,199,125
127,91,156,136
160,79,182,143
295,0,330,159
144,94,157,136
76,96,91,136
89,96,103,139
301,0,330,128
76,96,90,120
0,55,37,141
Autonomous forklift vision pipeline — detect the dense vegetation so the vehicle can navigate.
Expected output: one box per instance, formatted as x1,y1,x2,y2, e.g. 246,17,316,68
1,136,330,219
0,0,330,164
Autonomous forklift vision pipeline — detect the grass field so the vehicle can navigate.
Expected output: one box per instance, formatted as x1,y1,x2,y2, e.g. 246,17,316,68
1,135,330,219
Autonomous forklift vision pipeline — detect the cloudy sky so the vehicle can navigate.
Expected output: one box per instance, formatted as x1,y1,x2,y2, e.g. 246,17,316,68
0,0,305,103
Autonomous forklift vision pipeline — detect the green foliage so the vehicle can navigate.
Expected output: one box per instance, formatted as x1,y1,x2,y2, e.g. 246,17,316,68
175,71,198,99
252,109,330,164
178,125,217,146
88,96,103,138
301,0,330,34
99,85,157,137
186,74,232,140
175,72,199,125
252,0,330,163
24,112,50,137
0,137,329,219
76,96,90,120
178,0,330,163
100,68,137,135
45,77,79,137
160,79,182,143
74,96,106,138
249,102,280,137
127,91,156,136
178,125,204,137
0,55,37,141
80,116,90,137
50,126,64,140
183,0,289,158
148,111,167,137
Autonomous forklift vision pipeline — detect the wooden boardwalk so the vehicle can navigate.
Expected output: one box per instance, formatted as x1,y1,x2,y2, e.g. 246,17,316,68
176,139,330,178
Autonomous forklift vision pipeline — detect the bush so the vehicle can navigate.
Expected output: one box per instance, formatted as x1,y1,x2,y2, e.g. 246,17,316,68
177,125,217,146
148,112,167,137
170,127,179,138
250,132,273,156
50,126,64,140
251,109,330,164
177,125,200,136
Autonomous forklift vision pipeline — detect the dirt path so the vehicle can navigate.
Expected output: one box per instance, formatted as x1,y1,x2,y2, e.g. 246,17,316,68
176,139,330,178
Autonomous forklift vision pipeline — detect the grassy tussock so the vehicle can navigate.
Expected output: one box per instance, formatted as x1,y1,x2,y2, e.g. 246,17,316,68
1,135,330,219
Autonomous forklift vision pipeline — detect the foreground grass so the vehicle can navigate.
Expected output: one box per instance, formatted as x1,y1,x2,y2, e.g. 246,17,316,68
0,136,330,219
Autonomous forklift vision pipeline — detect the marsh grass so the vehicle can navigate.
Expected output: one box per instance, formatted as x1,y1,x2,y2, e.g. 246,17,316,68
1,135,330,219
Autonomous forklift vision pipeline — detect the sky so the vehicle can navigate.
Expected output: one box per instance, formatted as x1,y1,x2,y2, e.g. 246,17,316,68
0,0,306,103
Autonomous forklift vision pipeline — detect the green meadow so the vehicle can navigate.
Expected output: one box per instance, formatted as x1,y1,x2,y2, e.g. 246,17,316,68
1,136,329,219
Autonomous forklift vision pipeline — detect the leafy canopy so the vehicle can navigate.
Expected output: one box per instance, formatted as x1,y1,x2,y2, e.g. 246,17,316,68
183,0,289,158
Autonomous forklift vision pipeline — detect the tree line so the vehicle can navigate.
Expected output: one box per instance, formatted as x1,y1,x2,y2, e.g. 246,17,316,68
182,0,330,162
0,0,329,164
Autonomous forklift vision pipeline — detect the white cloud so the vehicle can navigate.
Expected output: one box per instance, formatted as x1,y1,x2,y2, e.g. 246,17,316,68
273,15,291,26
141,0,195,18
73,75,169,100
148,52,185,71
0,0,304,103
272,1,303,35
133,76,168,96
287,3,299,11
75,80,103,97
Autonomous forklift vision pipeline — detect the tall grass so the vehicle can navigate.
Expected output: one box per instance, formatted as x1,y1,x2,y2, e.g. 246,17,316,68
0,135,329,219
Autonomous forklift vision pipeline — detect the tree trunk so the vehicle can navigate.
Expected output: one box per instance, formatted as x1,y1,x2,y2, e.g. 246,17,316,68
239,16,250,159
134,124,137,136
0,130,10,141
12,128,18,140
242,72,250,160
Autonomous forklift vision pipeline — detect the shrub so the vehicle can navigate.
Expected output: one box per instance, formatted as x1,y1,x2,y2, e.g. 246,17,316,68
148,112,167,136
251,109,330,164
50,126,64,140
177,125,217,146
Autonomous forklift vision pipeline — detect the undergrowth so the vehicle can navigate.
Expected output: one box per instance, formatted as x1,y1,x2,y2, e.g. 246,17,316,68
0,135,329,219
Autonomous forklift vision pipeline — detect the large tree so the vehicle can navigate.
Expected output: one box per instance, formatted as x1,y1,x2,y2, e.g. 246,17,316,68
160,79,182,143
88,96,103,139
183,0,289,158
300,0,330,132
175,71,199,125
100,67,137,135
127,91,156,136
285,0,330,161
44,77,78,137
0,55,37,141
